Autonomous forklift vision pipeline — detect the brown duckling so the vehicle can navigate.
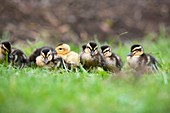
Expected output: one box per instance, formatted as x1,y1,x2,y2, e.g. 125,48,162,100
127,44,159,73
80,42,102,70
100,45,123,73
29,47,56,68
10,48,28,68
0,41,13,63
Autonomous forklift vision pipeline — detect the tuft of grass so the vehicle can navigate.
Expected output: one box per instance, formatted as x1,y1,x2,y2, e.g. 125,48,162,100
0,33,170,113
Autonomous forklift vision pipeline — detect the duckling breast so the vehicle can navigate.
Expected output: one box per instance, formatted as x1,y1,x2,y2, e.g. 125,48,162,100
127,56,140,69
66,51,79,65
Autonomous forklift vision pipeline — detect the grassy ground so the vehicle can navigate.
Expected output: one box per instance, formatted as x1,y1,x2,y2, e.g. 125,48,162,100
0,32,170,113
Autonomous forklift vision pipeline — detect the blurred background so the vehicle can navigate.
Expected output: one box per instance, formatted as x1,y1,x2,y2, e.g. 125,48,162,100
0,0,170,45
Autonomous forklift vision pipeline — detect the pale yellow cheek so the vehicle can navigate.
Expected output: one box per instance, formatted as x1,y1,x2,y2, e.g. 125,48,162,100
41,56,44,60
94,50,98,55
84,48,90,53
36,56,45,67
134,51,143,56
103,51,110,57
48,55,52,61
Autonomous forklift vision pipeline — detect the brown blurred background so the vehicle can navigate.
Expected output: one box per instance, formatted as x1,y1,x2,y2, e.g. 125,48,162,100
0,0,170,44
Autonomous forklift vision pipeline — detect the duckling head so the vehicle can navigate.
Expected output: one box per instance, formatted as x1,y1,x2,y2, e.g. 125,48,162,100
55,43,70,55
1,41,12,54
40,48,53,64
128,44,144,57
100,45,112,57
86,42,99,56
1,41,13,59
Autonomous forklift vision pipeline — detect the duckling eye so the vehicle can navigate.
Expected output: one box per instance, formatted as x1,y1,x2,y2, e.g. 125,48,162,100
47,53,52,57
59,48,63,50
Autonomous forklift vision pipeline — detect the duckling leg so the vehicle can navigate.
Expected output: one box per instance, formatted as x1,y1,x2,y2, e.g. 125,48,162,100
61,58,69,72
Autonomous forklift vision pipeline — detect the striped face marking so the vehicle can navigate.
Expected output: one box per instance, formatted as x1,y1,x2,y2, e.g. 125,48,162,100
84,47,91,53
86,42,98,55
101,46,112,57
131,46,144,56
86,43,92,50
103,47,112,57
41,49,53,64
2,45,9,52
1,42,11,55
41,52,45,58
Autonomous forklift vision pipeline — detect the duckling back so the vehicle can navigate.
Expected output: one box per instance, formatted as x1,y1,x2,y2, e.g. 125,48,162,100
65,51,79,66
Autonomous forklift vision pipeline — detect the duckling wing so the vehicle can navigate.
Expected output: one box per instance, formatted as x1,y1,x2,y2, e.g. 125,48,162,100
148,54,159,70
29,48,42,63
114,54,123,70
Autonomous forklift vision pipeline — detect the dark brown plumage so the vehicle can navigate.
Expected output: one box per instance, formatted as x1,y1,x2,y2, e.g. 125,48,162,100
0,41,12,63
29,47,68,70
127,44,159,73
29,47,54,63
10,48,28,68
100,45,123,73
29,47,56,68
80,42,102,70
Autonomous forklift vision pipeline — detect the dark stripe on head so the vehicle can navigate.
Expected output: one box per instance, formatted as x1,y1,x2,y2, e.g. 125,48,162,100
2,41,11,52
100,45,110,52
41,48,51,56
89,42,98,50
131,44,143,52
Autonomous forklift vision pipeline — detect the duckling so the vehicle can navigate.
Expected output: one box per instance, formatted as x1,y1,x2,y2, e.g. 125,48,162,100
29,47,56,68
10,48,28,68
80,42,102,70
55,43,79,67
127,44,159,73
0,41,13,63
100,45,123,73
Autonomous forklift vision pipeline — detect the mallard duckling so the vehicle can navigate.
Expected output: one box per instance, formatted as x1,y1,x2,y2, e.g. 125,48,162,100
10,48,28,68
55,43,79,67
127,44,159,73
29,47,56,68
0,41,13,63
100,45,123,73
80,42,102,70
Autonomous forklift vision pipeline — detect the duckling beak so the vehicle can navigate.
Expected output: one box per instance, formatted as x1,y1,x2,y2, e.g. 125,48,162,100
127,52,132,56
90,51,95,56
44,58,49,64
9,53,13,60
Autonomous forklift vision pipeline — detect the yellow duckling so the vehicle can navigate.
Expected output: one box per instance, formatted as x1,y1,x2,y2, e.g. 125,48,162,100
55,43,79,67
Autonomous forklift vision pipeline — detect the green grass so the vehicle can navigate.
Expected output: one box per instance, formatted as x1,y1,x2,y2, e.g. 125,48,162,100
0,33,170,113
